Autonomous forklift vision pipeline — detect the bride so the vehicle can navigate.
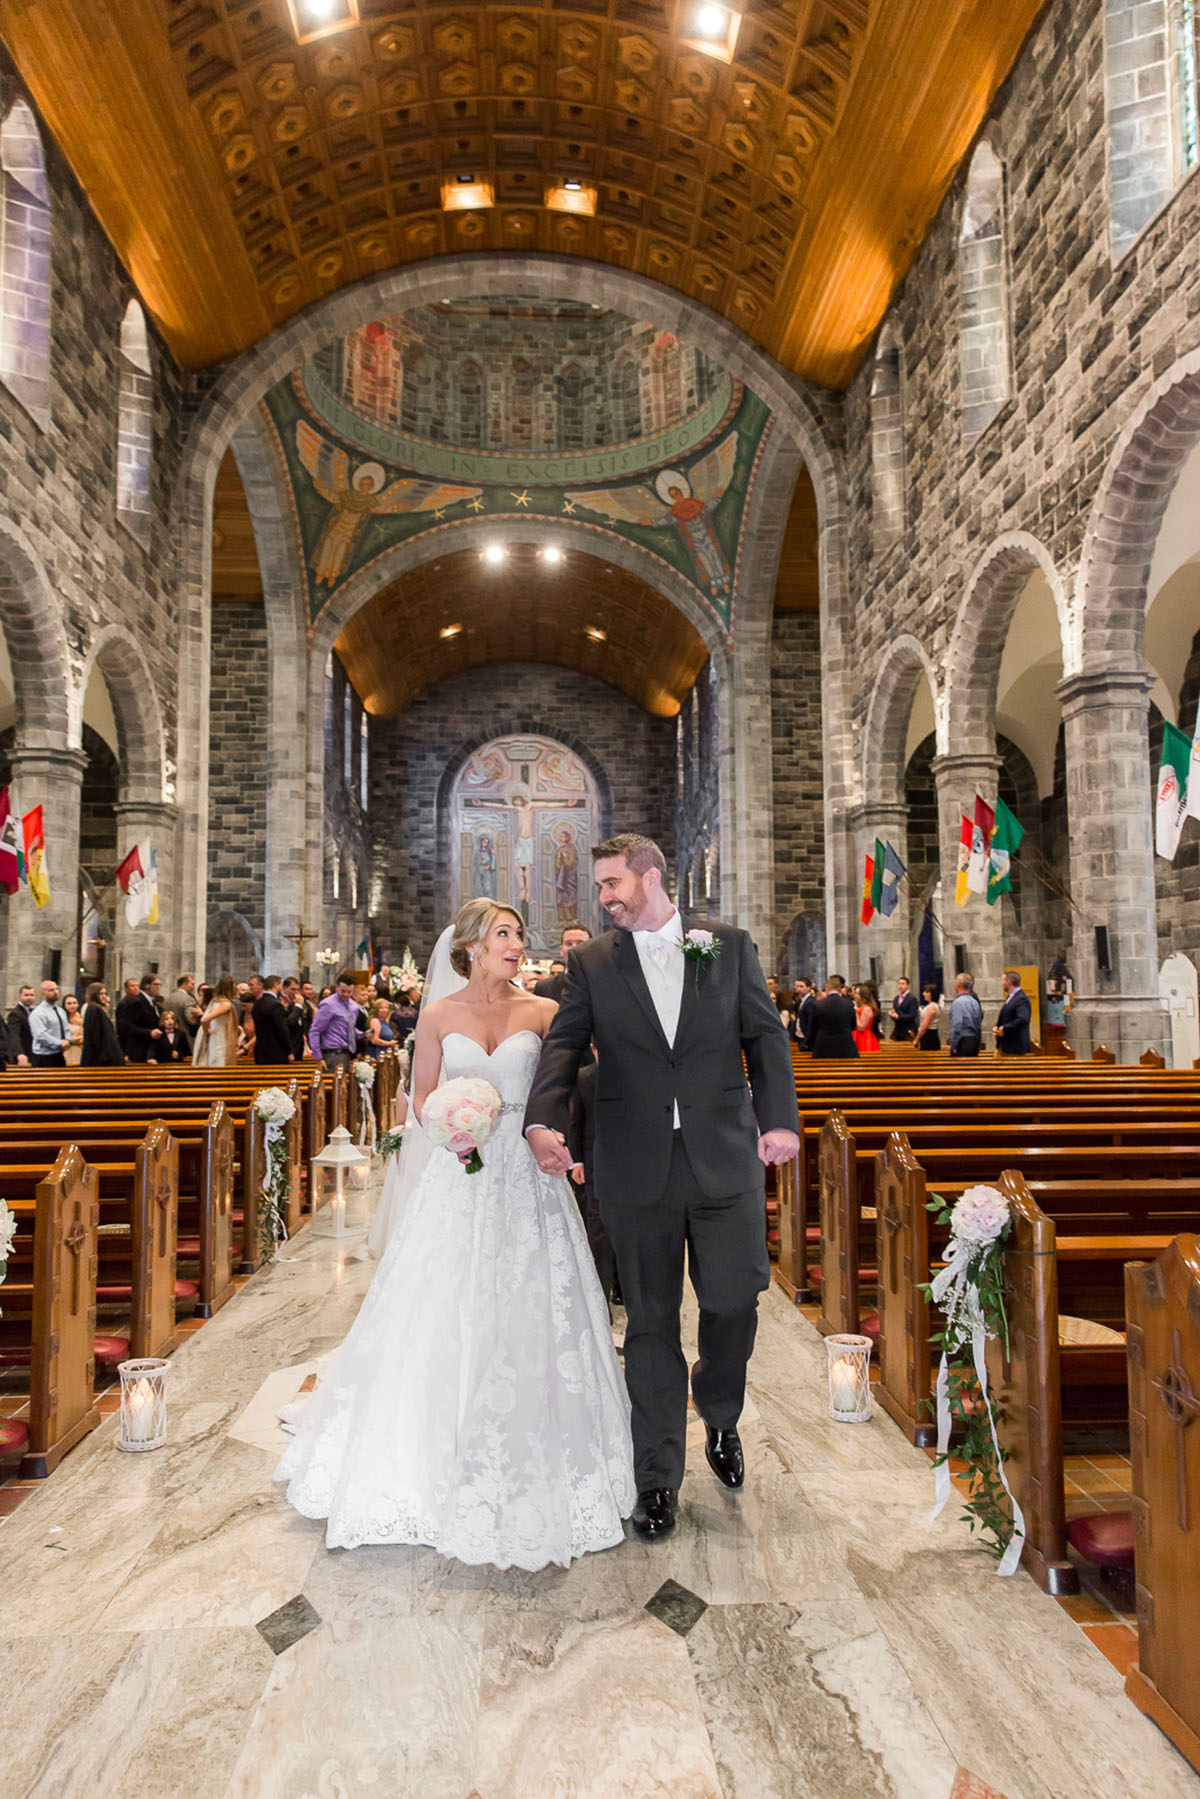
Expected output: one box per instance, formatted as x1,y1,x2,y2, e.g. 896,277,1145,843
275,897,635,1570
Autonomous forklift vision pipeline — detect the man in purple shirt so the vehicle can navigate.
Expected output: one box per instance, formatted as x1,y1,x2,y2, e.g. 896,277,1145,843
307,972,363,1072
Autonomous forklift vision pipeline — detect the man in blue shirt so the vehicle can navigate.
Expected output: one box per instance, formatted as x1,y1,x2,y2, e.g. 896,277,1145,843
948,972,984,1057
30,979,70,1067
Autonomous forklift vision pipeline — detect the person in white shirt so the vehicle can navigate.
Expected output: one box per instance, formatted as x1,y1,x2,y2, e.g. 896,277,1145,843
29,979,70,1068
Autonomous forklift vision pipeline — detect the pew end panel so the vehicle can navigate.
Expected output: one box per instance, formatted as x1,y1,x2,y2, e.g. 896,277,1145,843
133,1125,180,1360
23,1149,101,1478
816,1113,862,1339
196,1104,235,1319
773,1126,809,1303
874,1133,935,1447
1124,1236,1200,1776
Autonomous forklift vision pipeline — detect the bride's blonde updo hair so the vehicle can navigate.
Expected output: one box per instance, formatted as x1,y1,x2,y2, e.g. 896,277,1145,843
450,897,525,977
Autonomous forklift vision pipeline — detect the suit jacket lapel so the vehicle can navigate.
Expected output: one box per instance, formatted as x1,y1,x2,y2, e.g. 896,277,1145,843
673,916,700,1050
610,928,672,1049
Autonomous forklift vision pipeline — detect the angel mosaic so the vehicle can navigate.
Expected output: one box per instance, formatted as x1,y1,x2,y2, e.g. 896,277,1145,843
295,421,482,586
565,433,737,596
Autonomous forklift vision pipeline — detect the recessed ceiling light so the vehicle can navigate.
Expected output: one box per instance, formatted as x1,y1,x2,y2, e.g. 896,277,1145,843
545,181,597,217
287,0,358,40
439,622,462,638
483,543,506,565
441,178,494,212
685,2,740,61
585,625,607,642
564,178,582,192
541,546,563,566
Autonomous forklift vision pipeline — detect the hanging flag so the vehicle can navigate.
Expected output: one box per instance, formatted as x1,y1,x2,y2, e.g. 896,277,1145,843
967,795,994,895
870,837,885,912
954,813,973,906
144,846,159,926
1186,723,1200,823
1156,720,1192,859
861,852,875,926
987,797,1025,904
0,787,22,896
21,806,49,909
879,842,906,918
116,843,150,927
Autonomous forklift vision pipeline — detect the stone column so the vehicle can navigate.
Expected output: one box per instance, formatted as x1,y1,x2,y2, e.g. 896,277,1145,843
3,747,88,988
1057,670,1167,1059
110,801,179,989
721,627,775,961
850,802,910,988
932,752,1005,1009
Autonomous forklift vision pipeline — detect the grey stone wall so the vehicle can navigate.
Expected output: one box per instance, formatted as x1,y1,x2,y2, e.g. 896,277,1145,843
207,603,267,947
322,652,371,959
674,658,720,918
367,662,675,964
770,611,825,977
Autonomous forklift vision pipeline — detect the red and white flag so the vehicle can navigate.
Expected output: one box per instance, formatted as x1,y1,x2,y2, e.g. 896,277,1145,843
116,844,150,927
0,787,21,896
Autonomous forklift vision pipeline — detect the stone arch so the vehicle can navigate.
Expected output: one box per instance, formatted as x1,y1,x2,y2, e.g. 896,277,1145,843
945,531,1068,755
1075,344,1200,678
870,321,905,544
0,514,71,749
958,138,1011,445
116,299,153,543
75,624,166,803
862,634,941,808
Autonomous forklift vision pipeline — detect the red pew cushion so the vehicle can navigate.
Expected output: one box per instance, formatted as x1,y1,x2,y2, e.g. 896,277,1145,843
0,1419,29,1455
859,1311,881,1344
174,1279,198,1302
1066,1511,1135,1568
93,1335,129,1367
176,1238,201,1257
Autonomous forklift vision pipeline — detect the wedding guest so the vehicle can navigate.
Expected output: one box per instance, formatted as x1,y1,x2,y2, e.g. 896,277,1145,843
80,982,123,1067
116,976,163,1062
534,925,591,1003
994,968,1033,1056
889,975,920,1040
193,976,239,1066
389,994,419,1046
775,991,795,1037
30,979,71,1067
6,984,35,1066
792,976,817,1049
364,998,395,1058
808,974,859,1059
853,981,881,1054
62,992,84,1066
149,1009,186,1062
915,983,942,1051
281,977,309,1060
165,973,201,1053
374,964,394,1001
308,971,363,1073
948,972,984,1057
251,975,294,1065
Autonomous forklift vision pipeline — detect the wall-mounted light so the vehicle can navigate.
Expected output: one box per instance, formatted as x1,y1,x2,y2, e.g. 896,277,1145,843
683,2,741,62
540,546,563,566
584,625,607,643
545,181,597,217
286,0,359,44
439,623,463,639
483,543,507,565
442,176,495,212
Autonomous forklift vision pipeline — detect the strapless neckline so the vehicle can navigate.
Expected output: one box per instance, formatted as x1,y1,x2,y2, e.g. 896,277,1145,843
441,1027,541,1060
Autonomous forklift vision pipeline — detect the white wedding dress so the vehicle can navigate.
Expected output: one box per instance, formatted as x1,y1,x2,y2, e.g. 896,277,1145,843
275,1028,635,1569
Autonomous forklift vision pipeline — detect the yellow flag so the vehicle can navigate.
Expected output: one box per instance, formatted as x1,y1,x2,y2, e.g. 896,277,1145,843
21,806,49,909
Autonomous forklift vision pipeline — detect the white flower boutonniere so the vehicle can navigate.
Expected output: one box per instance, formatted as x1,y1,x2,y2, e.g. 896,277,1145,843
680,929,720,989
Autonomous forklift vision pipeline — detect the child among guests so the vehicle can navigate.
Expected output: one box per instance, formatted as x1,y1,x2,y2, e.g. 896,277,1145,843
150,1008,186,1062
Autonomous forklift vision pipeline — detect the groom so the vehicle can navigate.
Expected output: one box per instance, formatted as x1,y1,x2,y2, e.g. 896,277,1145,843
525,833,799,1539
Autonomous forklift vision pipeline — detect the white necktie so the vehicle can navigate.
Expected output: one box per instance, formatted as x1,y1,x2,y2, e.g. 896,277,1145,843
649,938,673,972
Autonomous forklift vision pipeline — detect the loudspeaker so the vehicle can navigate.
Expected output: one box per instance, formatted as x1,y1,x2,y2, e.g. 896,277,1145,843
46,948,61,984
869,955,882,988
1094,925,1113,973
954,942,968,976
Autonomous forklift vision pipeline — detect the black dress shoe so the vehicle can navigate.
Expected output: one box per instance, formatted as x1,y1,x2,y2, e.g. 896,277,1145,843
704,1426,745,1490
630,1488,677,1538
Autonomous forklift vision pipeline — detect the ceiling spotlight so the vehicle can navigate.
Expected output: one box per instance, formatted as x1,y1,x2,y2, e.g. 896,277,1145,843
685,2,740,61
541,546,563,566
545,180,597,217
439,623,463,639
483,543,507,565
287,0,358,41
564,178,582,192
442,177,495,212
585,625,607,643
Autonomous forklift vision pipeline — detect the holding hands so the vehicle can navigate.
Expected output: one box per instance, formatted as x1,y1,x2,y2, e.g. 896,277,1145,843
527,1126,575,1177
757,1129,800,1167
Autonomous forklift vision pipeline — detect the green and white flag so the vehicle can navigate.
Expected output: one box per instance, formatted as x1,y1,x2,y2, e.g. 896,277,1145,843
1156,720,1192,860
986,797,1025,904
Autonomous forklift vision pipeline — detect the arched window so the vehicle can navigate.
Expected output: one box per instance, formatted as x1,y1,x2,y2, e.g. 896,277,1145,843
555,361,583,446
870,325,905,544
343,684,353,787
359,710,368,810
1106,0,1200,256
455,359,483,448
116,300,153,541
0,99,51,420
958,142,1010,446
508,358,534,450
614,355,641,439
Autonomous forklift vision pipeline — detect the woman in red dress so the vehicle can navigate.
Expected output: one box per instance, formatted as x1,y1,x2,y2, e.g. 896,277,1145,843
853,980,882,1055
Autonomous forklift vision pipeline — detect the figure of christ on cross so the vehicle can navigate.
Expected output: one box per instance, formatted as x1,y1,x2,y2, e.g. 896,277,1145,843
284,921,319,981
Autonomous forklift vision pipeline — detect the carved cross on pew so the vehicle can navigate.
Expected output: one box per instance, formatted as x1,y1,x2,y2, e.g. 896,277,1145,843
878,1208,902,1296
1153,1326,1200,1531
284,921,318,978
64,1212,87,1314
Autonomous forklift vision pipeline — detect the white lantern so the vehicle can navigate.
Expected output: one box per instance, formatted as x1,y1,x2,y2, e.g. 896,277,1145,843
311,1125,371,1237
826,1333,872,1424
118,1357,168,1452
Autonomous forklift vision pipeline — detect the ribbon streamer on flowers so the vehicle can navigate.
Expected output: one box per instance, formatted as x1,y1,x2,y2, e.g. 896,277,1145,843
354,1060,377,1152
262,1120,289,1251
928,1238,1027,1577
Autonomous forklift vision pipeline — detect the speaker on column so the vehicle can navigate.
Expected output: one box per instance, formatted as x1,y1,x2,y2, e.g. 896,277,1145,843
1094,925,1113,973
954,942,968,976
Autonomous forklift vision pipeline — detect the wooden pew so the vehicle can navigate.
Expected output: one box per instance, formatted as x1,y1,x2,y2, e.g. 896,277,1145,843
0,1147,100,1477
1125,1235,1200,1774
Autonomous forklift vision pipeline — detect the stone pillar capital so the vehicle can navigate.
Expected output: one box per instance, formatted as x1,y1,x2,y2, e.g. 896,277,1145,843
930,752,1004,787
849,801,910,832
112,800,179,829
5,744,89,784
1055,668,1153,718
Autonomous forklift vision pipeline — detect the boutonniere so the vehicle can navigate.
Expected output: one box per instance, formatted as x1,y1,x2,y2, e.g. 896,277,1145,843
680,929,720,988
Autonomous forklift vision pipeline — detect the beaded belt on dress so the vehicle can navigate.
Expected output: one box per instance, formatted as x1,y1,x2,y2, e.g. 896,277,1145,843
499,1101,524,1115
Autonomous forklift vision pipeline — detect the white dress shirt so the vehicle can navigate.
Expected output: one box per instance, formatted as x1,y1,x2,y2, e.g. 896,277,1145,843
633,909,685,1126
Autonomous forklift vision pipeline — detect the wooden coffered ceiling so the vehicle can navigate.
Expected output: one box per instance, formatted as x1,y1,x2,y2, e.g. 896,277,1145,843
3,0,1042,386
333,541,710,715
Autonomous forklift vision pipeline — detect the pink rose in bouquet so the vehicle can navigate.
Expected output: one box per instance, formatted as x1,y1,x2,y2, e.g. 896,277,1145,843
422,1075,503,1175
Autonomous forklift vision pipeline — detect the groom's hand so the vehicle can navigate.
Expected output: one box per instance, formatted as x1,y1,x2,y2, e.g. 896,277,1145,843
757,1129,800,1167
527,1126,574,1175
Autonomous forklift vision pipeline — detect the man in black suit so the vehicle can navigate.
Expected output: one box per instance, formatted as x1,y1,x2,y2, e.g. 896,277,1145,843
526,833,799,1541
280,977,309,1060
889,975,920,1041
808,974,860,1059
533,925,592,1003
792,976,817,1050
994,968,1033,1055
116,976,163,1062
6,985,35,1068
251,975,295,1065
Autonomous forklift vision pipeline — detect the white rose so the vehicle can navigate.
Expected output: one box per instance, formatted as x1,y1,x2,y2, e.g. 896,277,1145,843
688,929,715,949
0,1199,15,1264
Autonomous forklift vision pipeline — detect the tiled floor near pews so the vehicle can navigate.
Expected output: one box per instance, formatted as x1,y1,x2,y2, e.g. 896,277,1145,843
0,1187,1196,1799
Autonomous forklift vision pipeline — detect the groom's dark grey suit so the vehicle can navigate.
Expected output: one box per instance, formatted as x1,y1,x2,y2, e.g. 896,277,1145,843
524,918,798,1492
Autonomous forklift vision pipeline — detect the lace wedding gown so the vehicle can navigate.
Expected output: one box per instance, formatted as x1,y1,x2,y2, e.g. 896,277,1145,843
275,1029,635,1569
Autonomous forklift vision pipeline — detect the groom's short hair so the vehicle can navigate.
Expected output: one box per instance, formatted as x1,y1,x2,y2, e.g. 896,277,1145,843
593,833,667,878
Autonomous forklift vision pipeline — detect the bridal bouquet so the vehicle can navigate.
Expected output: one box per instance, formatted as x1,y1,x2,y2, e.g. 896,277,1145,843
423,1076,503,1175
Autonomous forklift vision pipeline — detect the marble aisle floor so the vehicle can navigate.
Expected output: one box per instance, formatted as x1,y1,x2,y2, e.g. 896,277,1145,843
1,1180,1198,1799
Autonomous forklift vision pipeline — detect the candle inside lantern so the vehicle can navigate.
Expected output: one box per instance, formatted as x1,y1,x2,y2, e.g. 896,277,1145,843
125,1377,156,1443
829,1355,859,1411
